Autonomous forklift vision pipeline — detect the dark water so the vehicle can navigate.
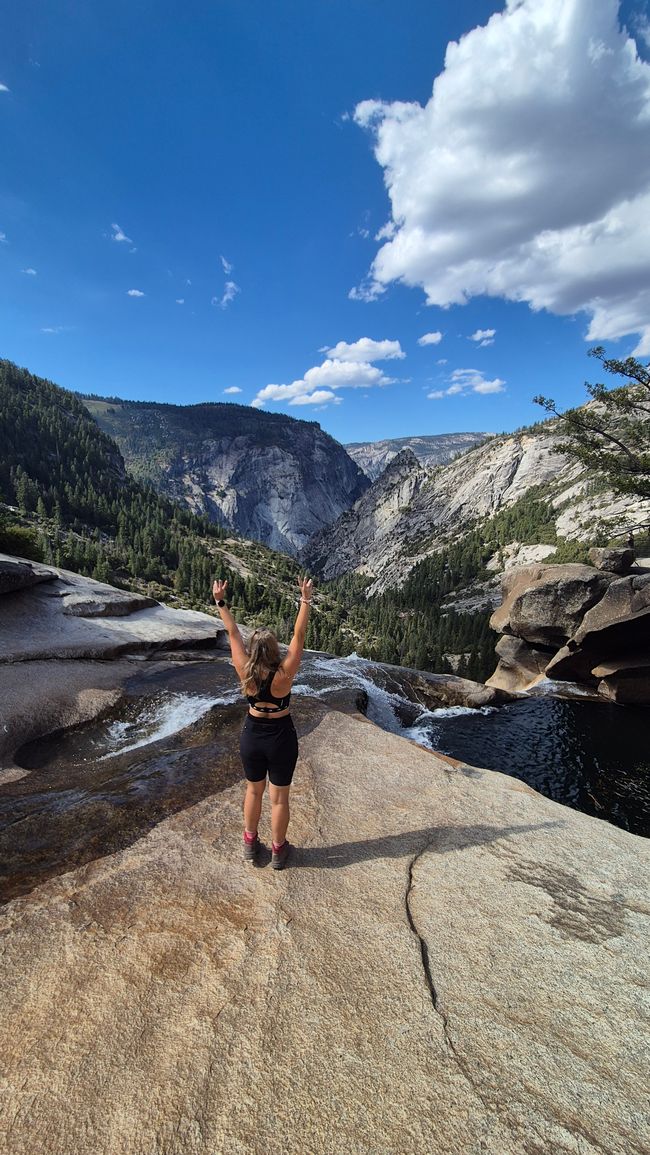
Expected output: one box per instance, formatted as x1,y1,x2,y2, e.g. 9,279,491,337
416,696,650,837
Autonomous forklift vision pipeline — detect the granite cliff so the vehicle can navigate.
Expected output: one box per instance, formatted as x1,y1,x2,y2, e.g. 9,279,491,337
303,425,650,596
1,557,648,1155
84,397,369,555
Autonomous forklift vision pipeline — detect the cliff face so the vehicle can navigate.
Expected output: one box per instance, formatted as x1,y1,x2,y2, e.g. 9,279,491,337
84,399,368,555
345,431,488,480
302,448,428,580
304,427,650,594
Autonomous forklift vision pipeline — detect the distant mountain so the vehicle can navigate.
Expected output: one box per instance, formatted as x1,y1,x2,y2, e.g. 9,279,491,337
345,432,489,480
83,398,369,555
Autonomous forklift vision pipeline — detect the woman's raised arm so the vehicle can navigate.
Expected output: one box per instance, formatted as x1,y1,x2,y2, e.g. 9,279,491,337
212,578,248,677
281,576,313,680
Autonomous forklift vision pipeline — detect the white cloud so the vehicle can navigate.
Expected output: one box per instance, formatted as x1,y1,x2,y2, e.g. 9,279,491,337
221,254,233,275
290,390,340,406
353,0,650,354
418,331,443,346
41,326,64,334
633,13,650,49
428,368,506,400
213,281,240,309
111,222,133,244
251,355,396,410
321,337,405,362
470,327,496,347
175,298,184,305
21,267,37,276
127,288,145,297
0,232,7,243
223,386,242,394
0,84,9,93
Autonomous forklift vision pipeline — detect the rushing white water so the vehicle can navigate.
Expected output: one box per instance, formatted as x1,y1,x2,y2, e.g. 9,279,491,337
98,689,240,759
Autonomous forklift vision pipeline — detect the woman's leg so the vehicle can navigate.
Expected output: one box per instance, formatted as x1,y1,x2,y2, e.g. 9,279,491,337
244,778,266,835
268,783,290,846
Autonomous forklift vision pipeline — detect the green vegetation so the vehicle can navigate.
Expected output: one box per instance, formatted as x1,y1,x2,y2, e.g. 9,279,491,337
535,347,650,499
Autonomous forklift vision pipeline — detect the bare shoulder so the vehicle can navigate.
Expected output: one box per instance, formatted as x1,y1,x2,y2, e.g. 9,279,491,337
272,662,294,690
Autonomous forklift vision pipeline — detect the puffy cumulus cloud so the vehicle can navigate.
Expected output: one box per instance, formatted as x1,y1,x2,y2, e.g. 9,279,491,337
354,0,650,354
428,368,505,400
418,331,443,346
223,386,242,394
251,356,396,409
126,288,145,297
320,337,405,362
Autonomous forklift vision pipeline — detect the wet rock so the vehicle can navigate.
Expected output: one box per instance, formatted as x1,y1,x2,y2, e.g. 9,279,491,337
588,546,636,574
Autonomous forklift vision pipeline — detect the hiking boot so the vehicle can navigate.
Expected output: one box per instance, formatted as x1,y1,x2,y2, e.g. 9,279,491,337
271,840,291,870
243,835,260,863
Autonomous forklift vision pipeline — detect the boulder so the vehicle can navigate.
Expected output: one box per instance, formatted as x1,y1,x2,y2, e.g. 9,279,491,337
588,546,636,574
490,563,614,646
592,657,650,705
486,634,552,693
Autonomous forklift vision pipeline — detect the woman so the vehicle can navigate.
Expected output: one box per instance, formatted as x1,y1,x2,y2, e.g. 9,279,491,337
212,575,313,869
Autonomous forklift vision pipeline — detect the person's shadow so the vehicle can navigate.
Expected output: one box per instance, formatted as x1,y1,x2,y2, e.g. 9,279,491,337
283,819,563,870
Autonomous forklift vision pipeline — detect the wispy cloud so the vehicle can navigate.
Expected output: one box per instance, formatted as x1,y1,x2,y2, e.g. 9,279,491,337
0,232,8,244
127,288,145,297
0,84,9,94
21,267,37,276
320,337,404,362
223,386,242,394
212,281,240,309
353,0,650,355
220,254,233,275
418,331,443,347
428,368,505,400
41,326,66,334
469,328,496,347
175,298,185,305
111,222,133,244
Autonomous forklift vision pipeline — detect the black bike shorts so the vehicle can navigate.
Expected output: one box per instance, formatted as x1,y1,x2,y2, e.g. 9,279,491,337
239,713,299,788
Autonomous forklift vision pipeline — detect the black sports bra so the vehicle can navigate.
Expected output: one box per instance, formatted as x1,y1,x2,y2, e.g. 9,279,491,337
246,669,291,713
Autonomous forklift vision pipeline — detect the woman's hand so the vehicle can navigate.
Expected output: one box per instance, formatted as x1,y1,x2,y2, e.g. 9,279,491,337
298,575,313,602
212,578,228,603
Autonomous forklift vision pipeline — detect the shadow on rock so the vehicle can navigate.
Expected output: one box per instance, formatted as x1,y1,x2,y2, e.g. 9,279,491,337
290,820,564,870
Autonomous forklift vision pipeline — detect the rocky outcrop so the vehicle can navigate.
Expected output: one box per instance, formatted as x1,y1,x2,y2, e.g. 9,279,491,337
488,562,650,703
588,546,636,574
0,552,227,666
85,398,369,555
1,669,648,1153
345,431,488,480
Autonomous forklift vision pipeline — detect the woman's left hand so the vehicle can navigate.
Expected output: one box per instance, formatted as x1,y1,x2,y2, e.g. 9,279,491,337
212,578,228,603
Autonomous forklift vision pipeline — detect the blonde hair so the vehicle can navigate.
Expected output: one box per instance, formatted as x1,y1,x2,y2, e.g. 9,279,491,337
240,628,282,697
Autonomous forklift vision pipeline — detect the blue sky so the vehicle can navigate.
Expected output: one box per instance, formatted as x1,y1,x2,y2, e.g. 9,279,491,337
1,0,650,444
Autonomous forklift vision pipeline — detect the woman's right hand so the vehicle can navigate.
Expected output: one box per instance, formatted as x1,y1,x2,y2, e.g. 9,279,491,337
298,575,313,602
212,578,228,603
